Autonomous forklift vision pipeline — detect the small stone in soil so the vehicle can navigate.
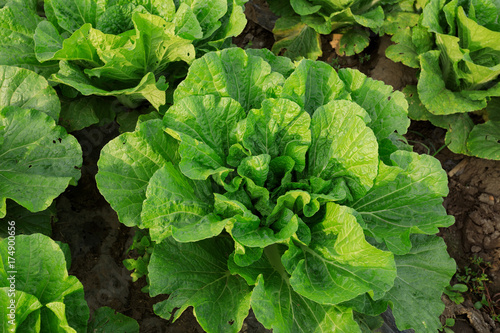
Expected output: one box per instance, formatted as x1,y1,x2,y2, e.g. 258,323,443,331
484,235,500,250
471,245,482,253
478,193,495,205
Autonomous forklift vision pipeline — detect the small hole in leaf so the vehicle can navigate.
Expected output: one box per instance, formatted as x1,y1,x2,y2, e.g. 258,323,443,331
58,138,62,143
28,165,32,168
388,96,391,101
399,53,404,55
53,140,56,144
409,93,413,97
74,166,81,170
228,320,234,325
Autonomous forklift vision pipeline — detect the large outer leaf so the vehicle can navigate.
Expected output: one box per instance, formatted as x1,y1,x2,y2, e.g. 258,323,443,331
0,234,89,332
403,85,475,155
307,100,378,199
164,95,245,180
0,1,47,69
0,288,42,332
34,22,100,65
44,0,103,34
351,151,454,254
284,203,396,304
149,237,251,333
290,0,322,15
173,3,204,40
59,96,115,132
0,107,82,218
383,235,456,332
141,164,225,243
242,98,311,172
96,119,178,227
245,48,296,77
338,68,410,143
271,16,323,61
386,27,421,68
229,245,362,333
337,29,371,56
443,113,475,155
174,48,284,111
253,274,361,333
281,59,346,115
467,120,500,159
351,6,385,29
51,61,166,110
87,306,139,333
0,65,60,121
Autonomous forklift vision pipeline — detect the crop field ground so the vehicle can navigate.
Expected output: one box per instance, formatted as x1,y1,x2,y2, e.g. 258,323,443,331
1,0,500,332
43,8,500,333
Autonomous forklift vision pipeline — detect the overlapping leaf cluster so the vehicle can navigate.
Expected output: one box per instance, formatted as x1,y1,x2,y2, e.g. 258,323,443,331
0,233,140,332
386,0,500,159
267,0,420,59
0,0,247,118
96,48,456,332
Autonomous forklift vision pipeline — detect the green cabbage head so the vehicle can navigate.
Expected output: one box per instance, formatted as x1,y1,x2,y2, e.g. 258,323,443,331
96,48,456,333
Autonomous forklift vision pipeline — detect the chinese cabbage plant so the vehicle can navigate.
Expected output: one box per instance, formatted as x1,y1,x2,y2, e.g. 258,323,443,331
266,0,421,59
96,48,456,332
0,0,247,130
0,233,140,332
386,0,500,159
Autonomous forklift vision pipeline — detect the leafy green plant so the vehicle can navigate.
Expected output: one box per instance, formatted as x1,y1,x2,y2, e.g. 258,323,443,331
386,0,500,159
444,283,467,304
440,317,456,333
96,48,457,332
0,0,247,130
266,0,422,60
123,229,154,291
0,233,139,332
456,256,500,322
0,234,89,332
0,65,82,219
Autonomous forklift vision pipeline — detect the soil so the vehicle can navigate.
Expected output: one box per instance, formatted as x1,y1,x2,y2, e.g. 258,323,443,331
49,3,500,333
